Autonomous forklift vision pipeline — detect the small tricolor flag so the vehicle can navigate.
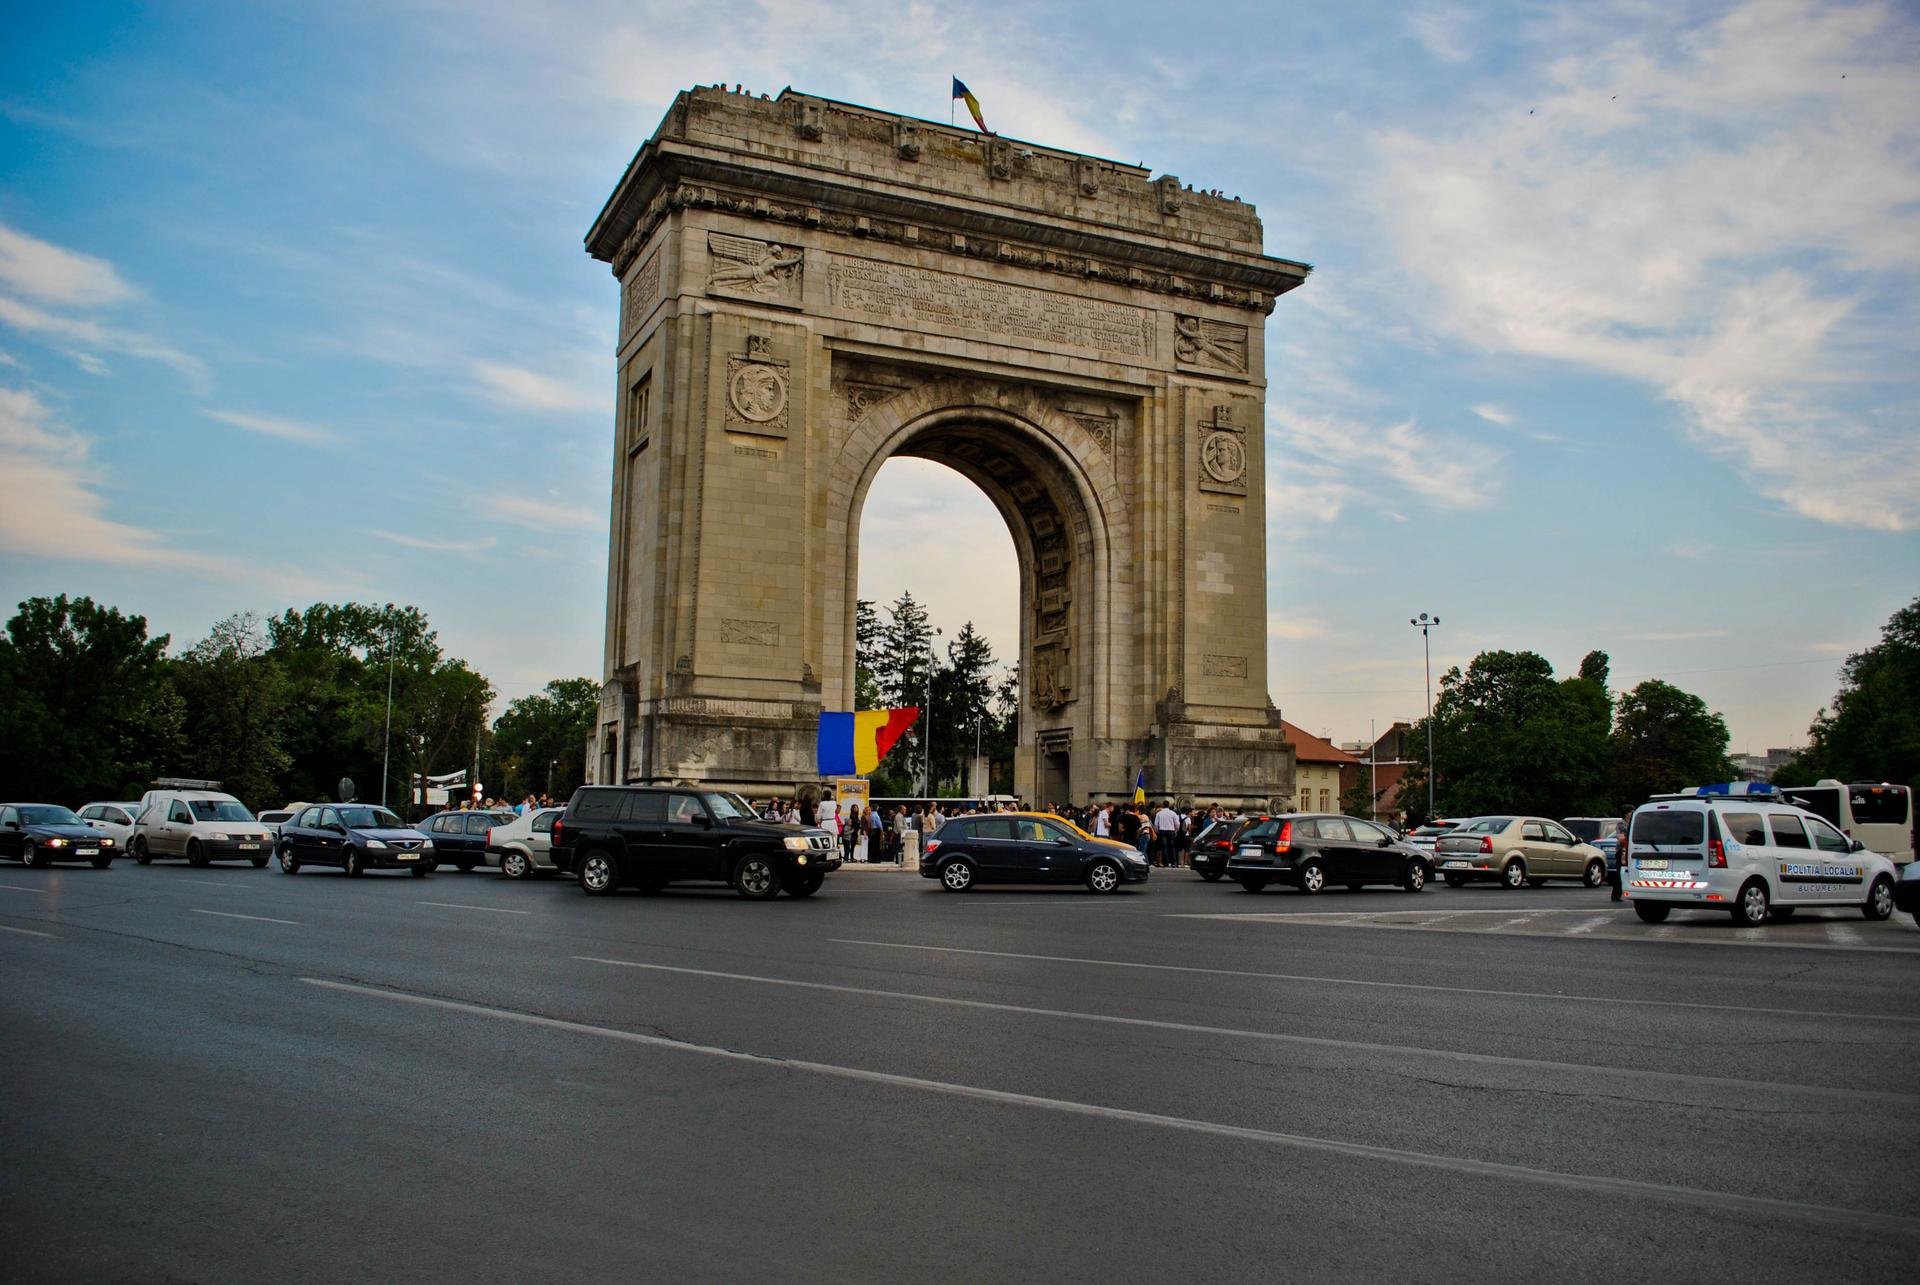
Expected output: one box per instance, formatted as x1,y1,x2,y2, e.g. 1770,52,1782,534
818,707,920,776
1133,770,1147,805
952,77,991,134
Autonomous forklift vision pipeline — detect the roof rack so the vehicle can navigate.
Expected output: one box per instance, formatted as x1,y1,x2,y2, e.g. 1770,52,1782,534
152,777,223,790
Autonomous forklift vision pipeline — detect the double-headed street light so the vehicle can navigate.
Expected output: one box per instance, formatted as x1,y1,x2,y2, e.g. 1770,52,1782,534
1409,612,1441,823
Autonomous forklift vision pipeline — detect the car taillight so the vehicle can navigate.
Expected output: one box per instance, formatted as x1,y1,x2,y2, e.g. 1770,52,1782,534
1480,836,1493,853
926,838,941,853
1274,821,1292,854
486,828,494,845
551,819,564,844
1708,837,1725,868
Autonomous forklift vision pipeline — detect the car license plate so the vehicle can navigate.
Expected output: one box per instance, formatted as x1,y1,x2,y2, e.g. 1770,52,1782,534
397,853,417,861
238,843,260,851
1443,860,1469,869
77,847,98,856
1239,846,1262,857
1640,859,1668,870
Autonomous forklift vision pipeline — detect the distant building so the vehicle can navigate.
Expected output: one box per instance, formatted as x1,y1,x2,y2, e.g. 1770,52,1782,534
1337,721,1418,827
1732,747,1800,782
1279,721,1363,816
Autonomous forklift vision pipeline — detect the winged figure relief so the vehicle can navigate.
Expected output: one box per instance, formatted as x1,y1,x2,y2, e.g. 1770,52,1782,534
708,235,803,295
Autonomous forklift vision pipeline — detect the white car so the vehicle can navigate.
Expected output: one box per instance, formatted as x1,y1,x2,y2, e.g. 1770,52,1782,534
130,784,273,868
1625,787,1899,926
256,804,310,840
485,808,563,880
77,801,143,848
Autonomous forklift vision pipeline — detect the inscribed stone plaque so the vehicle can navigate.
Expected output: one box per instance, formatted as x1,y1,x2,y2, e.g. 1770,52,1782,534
622,252,663,340
825,254,1154,361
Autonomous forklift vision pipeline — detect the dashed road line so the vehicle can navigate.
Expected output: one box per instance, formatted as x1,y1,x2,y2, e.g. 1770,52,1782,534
416,901,531,915
190,908,303,926
0,924,55,938
303,976,1920,1237
828,938,1920,1024
1174,908,1920,953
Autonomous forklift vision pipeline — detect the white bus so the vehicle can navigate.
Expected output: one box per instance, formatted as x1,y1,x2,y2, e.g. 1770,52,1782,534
1776,779,1914,865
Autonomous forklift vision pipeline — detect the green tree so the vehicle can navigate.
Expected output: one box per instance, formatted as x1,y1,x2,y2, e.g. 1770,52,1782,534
492,678,600,800
0,596,183,801
171,613,290,808
931,622,996,793
853,598,883,711
1611,679,1734,805
1773,597,1920,795
875,592,936,793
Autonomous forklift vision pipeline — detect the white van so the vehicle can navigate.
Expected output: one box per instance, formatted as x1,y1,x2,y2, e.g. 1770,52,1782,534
130,781,273,867
1625,784,1898,926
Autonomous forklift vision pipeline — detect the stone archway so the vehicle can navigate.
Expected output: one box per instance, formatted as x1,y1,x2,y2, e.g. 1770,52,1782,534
584,85,1308,806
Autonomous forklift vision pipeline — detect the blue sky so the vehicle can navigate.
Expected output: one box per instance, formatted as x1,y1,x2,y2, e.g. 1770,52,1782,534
2,1,1915,750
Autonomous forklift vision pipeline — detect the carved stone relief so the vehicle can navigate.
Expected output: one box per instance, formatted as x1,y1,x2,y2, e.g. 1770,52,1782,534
706,233,803,307
621,252,663,340
725,334,790,437
1030,641,1072,710
721,618,780,647
1174,314,1249,375
1194,400,1249,497
1068,411,1116,456
1203,654,1248,679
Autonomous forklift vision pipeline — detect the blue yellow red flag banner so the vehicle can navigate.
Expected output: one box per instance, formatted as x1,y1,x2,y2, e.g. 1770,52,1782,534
1133,770,1147,804
818,707,920,776
951,77,991,134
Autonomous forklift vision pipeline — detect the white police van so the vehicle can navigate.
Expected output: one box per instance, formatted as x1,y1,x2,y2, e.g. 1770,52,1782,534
1624,782,1898,927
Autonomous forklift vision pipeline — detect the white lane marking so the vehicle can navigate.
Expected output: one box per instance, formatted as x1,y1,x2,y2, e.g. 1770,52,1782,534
416,901,531,915
1566,915,1615,935
1189,912,1920,955
0,884,49,893
301,977,1919,1236
0,924,54,938
1482,915,1539,933
574,956,1902,1105
828,938,1920,1025
190,909,303,926
179,880,252,889
1825,924,1866,947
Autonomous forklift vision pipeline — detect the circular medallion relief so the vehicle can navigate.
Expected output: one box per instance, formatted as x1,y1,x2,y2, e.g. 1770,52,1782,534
1201,431,1246,484
729,364,787,423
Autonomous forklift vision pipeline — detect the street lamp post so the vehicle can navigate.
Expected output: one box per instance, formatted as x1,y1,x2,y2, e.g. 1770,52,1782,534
923,628,942,796
1409,612,1441,823
548,759,557,797
380,615,397,807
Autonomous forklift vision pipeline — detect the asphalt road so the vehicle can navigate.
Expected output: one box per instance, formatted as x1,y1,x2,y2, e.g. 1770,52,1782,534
3,857,1917,1284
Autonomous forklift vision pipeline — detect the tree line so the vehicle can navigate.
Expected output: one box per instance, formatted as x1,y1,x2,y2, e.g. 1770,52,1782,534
855,592,1018,797
0,596,598,812
1771,596,1919,797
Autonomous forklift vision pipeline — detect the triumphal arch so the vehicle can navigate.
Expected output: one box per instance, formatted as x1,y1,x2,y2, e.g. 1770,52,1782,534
584,86,1308,805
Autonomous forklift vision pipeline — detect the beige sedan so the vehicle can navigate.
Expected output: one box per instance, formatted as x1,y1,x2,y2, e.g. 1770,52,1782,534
1432,816,1608,889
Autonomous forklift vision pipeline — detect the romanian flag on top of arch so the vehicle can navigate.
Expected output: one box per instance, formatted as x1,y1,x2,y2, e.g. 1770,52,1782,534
952,77,991,134
817,707,920,776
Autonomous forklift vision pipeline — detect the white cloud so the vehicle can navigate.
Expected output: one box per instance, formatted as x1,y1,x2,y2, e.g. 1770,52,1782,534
1406,8,1475,63
206,409,341,447
367,528,498,555
1372,0,1920,531
0,221,137,307
1269,611,1330,641
470,359,600,413
1270,407,1504,515
494,493,604,533
1470,403,1512,426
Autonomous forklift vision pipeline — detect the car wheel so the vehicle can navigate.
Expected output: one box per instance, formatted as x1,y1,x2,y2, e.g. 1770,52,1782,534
249,856,267,868
133,838,152,865
781,870,825,898
345,849,366,878
1633,901,1671,923
1443,873,1468,888
188,840,212,868
278,845,299,874
1296,861,1326,894
1501,858,1526,889
1402,859,1427,893
1731,879,1769,927
940,860,976,892
1236,876,1269,892
1770,906,1796,921
732,853,780,900
1086,860,1121,894
1198,869,1223,882
500,850,530,880
1863,876,1894,922
20,841,40,869
1583,859,1605,888
578,850,618,896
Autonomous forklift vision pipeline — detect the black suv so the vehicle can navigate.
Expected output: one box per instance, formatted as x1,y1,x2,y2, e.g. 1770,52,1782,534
1224,813,1431,894
550,786,839,898
1188,815,1259,881
919,812,1149,893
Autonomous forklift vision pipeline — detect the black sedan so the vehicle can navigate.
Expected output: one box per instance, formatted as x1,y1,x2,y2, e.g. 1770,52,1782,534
1188,815,1259,881
0,803,117,868
277,804,435,877
1225,813,1430,893
919,812,1150,893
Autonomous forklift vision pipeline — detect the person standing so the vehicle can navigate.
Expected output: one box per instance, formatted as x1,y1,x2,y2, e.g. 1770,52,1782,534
1610,812,1630,903
1153,800,1182,868
1093,803,1111,838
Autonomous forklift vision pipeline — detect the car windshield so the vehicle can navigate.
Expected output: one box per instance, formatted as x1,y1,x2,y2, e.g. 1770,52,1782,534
19,805,81,825
339,807,403,829
1455,817,1513,834
702,792,756,820
188,799,254,822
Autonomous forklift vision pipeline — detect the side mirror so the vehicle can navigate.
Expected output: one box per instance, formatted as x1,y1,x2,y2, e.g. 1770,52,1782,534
698,814,713,828
1378,836,1393,847
1055,837,1073,846
1850,839,1867,853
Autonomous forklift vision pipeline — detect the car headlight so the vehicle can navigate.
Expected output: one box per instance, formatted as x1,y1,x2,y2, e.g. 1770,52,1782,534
420,839,435,851
47,838,68,848
783,836,811,851
365,840,387,850
102,838,115,847
211,832,230,841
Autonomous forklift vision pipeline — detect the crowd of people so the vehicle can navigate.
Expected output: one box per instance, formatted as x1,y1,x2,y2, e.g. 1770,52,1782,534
749,795,1237,867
